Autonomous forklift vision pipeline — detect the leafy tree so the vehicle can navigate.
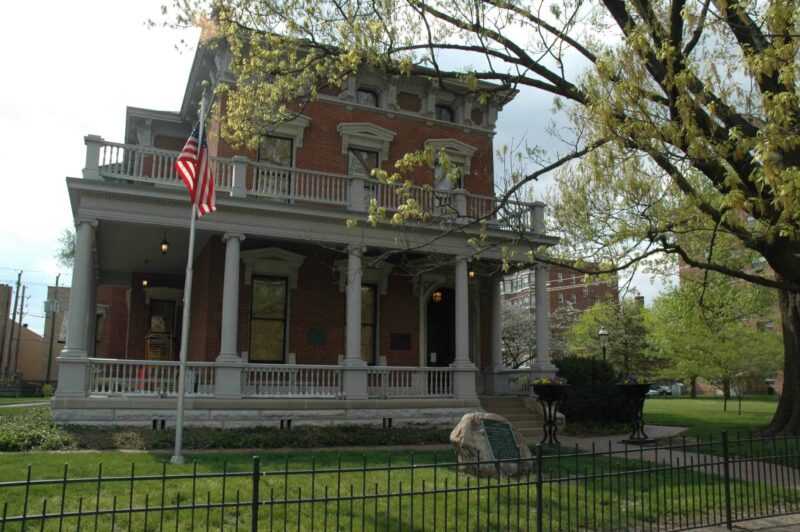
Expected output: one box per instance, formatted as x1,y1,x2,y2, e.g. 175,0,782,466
501,305,536,368
169,0,800,433
550,301,581,358
567,298,652,375
648,275,782,410
502,300,580,366
55,228,75,269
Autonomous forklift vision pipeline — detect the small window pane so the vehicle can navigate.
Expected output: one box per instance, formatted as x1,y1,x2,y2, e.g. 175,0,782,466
361,325,375,363
435,105,454,122
361,285,376,324
348,148,379,177
251,278,286,319
259,136,293,167
434,159,463,190
250,321,285,362
357,89,379,107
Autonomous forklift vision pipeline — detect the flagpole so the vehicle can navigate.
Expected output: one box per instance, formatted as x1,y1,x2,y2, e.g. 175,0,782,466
171,81,210,465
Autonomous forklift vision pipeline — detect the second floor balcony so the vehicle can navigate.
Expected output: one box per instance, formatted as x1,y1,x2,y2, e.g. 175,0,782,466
81,136,543,235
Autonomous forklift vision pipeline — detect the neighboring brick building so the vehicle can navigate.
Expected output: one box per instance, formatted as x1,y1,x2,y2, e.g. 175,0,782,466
55,40,560,426
502,265,618,312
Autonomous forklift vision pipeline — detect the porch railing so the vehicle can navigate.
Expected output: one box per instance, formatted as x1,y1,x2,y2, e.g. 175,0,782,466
491,369,533,395
242,364,343,398
87,358,216,397
367,367,453,398
85,138,542,233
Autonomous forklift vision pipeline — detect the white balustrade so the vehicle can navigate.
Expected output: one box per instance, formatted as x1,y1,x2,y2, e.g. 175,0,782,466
492,369,532,395
242,364,343,398
250,163,350,205
367,367,454,398
98,142,182,186
212,158,234,191
88,139,536,231
87,358,215,397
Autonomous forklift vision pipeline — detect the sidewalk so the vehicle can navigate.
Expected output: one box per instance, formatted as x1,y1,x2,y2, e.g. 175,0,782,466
561,425,800,487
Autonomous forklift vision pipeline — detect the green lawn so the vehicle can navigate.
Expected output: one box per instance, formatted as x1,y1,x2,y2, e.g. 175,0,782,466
1,447,788,531
644,396,779,437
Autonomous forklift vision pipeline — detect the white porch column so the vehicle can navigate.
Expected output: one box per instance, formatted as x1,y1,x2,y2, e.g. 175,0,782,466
451,257,477,398
485,274,505,395
343,245,368,399
56,218,97,397
532,263,556,375
216,233,245,398
491,275,504,369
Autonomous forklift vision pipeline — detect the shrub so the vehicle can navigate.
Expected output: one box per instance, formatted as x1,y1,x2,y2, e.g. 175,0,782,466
41,384,55,397
555,357,633,423
0,408,76,451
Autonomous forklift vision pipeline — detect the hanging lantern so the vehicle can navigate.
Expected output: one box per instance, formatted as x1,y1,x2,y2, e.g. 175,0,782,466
468,270,476,279
432,290,443,303
160,231,169,254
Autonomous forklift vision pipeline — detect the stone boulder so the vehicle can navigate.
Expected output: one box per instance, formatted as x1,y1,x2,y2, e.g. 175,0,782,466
450,412,533,478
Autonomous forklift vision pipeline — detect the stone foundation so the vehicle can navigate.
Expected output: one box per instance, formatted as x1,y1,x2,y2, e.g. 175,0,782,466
52,396,483,428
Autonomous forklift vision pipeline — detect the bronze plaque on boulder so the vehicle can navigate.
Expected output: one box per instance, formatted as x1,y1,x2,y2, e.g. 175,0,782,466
481,419,520,460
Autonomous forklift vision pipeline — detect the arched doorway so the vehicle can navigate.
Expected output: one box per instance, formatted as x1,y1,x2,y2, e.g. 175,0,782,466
426,288,455,367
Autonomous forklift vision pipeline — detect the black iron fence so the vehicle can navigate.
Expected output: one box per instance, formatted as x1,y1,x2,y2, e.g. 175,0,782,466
1,431,799,531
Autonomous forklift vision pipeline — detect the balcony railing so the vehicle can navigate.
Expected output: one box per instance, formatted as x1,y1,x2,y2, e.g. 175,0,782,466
84,137,542,232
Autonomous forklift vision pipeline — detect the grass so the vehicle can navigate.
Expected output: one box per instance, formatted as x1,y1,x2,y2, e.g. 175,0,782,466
644,396,779,437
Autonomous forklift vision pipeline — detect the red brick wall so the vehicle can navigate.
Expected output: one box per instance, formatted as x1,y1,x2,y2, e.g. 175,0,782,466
397,92,421,112
289,255,344,364
380,273,419,366
187,237,224,361
211,95,496,197
96,285,129,357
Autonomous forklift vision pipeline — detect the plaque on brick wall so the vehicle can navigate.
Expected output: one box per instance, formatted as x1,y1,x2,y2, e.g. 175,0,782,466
390,333,411,350
308,328,327,347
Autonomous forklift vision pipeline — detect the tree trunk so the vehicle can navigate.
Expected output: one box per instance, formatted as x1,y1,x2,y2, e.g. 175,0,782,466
690,377,697,399
765,288,800,436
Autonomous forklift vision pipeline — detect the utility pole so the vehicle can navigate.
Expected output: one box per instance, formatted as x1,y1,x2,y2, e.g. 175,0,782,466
3,271,21,377
45,274,60,384
13,285,26,374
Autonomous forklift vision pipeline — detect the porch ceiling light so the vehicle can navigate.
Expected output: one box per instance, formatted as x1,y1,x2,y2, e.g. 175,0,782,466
468,270,476,279
142,260,150,288
432,290,443,304
160,231,169,255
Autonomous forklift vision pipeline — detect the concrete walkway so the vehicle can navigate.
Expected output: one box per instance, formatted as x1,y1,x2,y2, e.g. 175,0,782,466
560,425,800,488
0,401,49,408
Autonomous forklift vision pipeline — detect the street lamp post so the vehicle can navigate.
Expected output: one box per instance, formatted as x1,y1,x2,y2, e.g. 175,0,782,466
598,326,609,361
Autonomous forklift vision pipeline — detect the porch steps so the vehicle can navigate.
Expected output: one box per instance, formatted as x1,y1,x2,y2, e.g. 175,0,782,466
478,396,544,443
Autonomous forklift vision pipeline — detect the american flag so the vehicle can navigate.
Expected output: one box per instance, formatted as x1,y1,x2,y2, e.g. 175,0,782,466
175,125,216,217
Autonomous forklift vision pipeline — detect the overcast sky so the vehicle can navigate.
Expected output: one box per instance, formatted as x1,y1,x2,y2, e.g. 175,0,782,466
0,1,668,336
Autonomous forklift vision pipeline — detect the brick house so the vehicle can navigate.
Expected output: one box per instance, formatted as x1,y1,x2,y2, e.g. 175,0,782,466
54,42,559,427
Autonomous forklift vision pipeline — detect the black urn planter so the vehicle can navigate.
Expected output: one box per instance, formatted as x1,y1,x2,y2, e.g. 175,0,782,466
616,383,654,444
532,384,569,446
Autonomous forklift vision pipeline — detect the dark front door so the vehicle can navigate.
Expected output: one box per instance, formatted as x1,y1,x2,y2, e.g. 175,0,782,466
426,288,455,367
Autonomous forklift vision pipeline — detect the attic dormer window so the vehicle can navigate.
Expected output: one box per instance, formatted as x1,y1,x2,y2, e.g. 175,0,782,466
357,89,379,107
435,104,454,123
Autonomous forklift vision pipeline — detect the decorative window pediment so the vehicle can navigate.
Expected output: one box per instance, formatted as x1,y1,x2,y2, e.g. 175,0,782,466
425,139,478,175
241,247,306,288
334,259,394,295
337,123,396,164
269,114,311,149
